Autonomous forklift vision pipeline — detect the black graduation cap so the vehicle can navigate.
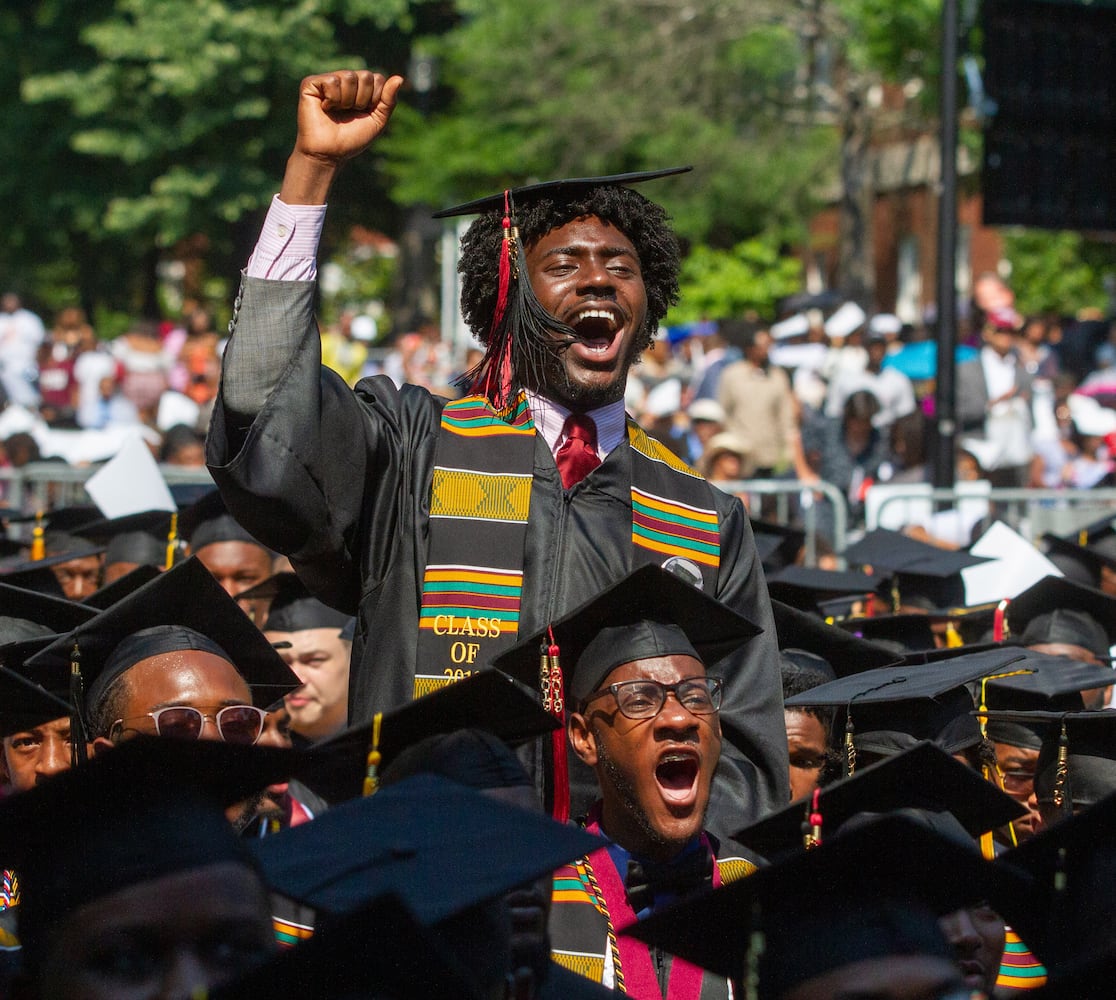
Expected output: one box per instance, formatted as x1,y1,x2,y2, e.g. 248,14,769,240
625,813,1007,985
250,772,602,921
0,535,24,560
784,647,1027,766
74,509,177,571
5,505,101,538
178,488,268,552
1007,575,1116,658
837,612,941,654
431,167,693,219
249,572,352,633
80,563,162,611
732,740,1025,862
1042,532,1106,587
0,581,98,665
25,557,300,714
997,788,1116,972
492,564,760,705
209,893,486,1000
0,666,74,738
1033,712,1116,812
765,565,887,615
843,529,990,609
293,669,558,804
0,546,104,598
0,735,297,969
749,519,805,574
770,599,901,678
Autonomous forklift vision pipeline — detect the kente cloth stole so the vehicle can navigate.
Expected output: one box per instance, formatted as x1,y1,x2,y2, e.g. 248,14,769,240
414,395,721,698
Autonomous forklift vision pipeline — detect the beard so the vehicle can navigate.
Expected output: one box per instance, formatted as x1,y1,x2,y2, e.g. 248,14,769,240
593,726,689,857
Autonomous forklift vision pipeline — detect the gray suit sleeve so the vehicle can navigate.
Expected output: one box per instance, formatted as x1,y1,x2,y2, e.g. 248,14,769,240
220,273,318,421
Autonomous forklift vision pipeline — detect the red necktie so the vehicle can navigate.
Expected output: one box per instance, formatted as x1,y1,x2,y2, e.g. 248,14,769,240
555,414,601,489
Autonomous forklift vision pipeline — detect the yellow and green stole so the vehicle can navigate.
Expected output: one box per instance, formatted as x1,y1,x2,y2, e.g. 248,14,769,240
414,393,723,697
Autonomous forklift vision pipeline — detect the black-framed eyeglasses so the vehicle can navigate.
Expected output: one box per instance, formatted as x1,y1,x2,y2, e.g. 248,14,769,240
112,705,267,745
583,676,723,720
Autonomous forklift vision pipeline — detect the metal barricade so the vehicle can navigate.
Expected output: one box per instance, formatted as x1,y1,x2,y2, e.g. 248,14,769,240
711,477,849,567
0,464,215,520
869,486,1116,542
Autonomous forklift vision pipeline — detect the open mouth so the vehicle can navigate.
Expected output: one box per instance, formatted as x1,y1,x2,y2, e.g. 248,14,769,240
570,308,620,352
655,750,700,806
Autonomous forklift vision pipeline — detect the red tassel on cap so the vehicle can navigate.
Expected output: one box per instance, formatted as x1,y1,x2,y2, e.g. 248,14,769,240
472,190,516,409
993,598,1010,642
547,625,569,824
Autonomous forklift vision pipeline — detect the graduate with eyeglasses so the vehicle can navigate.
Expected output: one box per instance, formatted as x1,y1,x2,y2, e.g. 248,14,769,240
495,567,759,999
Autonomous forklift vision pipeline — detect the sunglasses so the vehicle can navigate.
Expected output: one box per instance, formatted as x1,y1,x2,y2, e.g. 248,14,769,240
112,705,266,745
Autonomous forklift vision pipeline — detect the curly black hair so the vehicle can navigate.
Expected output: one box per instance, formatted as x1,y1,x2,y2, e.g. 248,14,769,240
457,185,681,354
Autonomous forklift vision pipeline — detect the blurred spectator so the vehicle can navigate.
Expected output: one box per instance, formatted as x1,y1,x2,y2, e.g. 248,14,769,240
176,307,222,407
685,398,726,468
36,307,92,427
111,319,171,424
825,322,916,430
159,423,207,466
321,310,372,387
718,320,810,480
86,372,141,429
687,321,739,403
0,292,45,408
957,307,1034,487
698,431,751,482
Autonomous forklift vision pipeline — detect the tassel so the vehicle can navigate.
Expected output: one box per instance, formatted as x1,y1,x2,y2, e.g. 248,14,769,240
890,577,901,613
165,512,178,570
944,622,963,647
69,642,89,767
844,711,857,777
362,712,384,797
30,511,45,561
993,599,1010,642
803,787,823,849
1053,720,1072,817
547,625,569,824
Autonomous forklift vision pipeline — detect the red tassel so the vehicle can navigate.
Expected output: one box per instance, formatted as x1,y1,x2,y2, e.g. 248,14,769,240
547,625,569,823
473,191,515,409
993,599,1010,642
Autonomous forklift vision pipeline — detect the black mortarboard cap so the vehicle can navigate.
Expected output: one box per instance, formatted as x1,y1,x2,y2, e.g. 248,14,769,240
997,789,1116,971
81,564,162,611
25,557,300,713
0,736,296,968
253,572,352,634
1033,712,1116,810
733,740,1024,862
0,581,98,665
74,509,175,552
0,536,24,560
1007,575,1116,657
625,813,1004,986
492,564,760,704
0,546,104,598
749,519,805,574
178,488,268,552
6,505,100,538
210,893,485,1000
765,565,886,615
1042,532,1104,587
771,599,900,677
844,529,991,609
0,666,74,738
431,167,693,219
294,669,557,804
837,612,940,654
251,772,602,921
785,647,1026,760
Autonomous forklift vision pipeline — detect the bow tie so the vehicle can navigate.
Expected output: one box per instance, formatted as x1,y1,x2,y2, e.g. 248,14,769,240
624,848,713,913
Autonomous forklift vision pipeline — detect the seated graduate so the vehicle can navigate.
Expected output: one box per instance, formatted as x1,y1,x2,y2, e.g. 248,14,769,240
494,565,759,998
629,811,1027,1000
0,737,296,1000
24,557,300,834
